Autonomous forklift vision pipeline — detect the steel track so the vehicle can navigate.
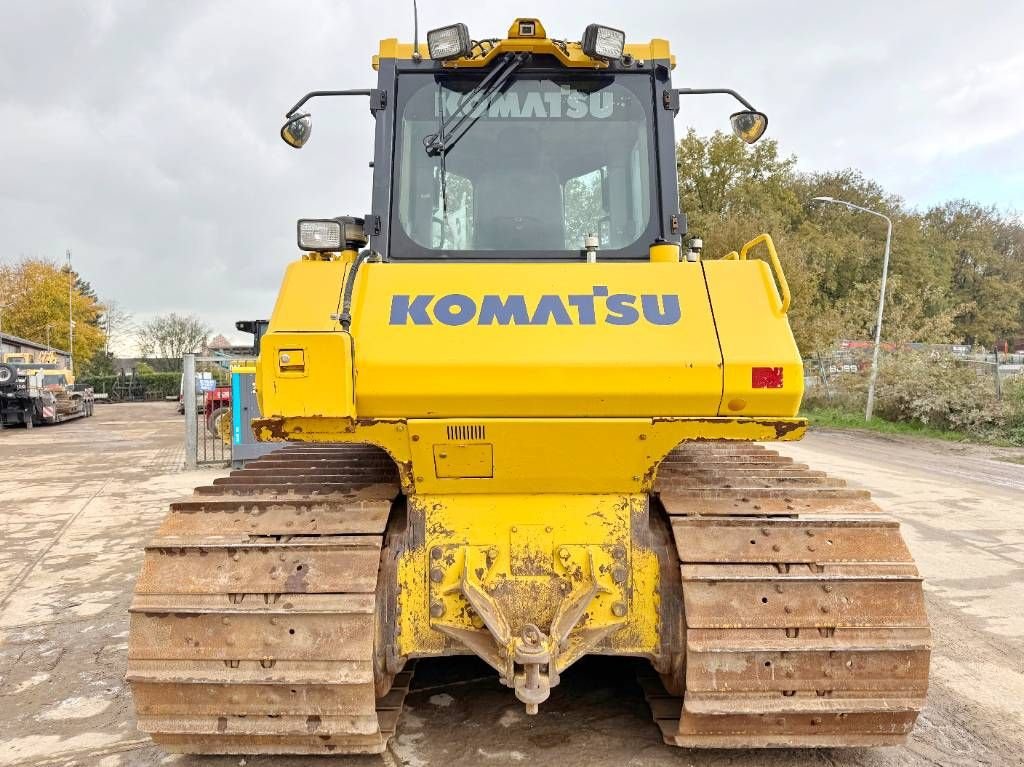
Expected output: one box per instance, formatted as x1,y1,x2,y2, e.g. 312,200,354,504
127,444,411,755
128,440,930,753
646,442,931,747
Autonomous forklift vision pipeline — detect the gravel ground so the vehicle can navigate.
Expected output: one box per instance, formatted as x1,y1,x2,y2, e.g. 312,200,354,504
1,404,1021,767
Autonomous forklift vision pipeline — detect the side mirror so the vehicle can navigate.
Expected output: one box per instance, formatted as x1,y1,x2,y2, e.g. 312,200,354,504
280,113,312,148
730,110,768,144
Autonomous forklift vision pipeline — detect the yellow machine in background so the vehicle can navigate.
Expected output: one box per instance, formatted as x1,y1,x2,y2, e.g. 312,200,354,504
128,18,930,755
0,350,94,427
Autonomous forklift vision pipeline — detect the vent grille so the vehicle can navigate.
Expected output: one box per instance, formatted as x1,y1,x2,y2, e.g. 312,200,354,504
447,424,486,441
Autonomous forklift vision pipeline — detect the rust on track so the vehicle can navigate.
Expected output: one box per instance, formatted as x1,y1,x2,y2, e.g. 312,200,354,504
126,444,411,755
648,441,931,748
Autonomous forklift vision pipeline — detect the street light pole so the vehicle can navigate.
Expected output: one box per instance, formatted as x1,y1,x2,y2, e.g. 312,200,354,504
811,196,893,421
67,249,74,372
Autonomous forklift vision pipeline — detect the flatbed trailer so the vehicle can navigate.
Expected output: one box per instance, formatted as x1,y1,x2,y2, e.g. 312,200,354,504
0,363,95,428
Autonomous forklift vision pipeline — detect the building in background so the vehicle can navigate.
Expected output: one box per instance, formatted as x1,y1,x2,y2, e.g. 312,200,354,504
0,331,71,368
109,330,256,376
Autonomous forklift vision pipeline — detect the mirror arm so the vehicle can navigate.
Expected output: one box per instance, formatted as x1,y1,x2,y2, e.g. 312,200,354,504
672,88,757,112
285,89,383,118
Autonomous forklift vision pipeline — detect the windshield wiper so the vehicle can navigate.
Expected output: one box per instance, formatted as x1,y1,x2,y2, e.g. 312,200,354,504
423,52,527,157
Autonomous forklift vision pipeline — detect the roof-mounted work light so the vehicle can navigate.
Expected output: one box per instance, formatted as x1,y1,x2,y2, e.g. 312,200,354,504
427,23,472,60
581,24,625,61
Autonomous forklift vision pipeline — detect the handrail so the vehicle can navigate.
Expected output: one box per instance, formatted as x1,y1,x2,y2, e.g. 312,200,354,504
721,233,791,314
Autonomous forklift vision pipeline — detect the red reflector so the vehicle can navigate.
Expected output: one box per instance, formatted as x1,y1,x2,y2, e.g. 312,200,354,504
752,367,784,389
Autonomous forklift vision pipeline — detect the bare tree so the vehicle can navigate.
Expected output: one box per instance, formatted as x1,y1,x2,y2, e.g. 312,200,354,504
99,300,136,356
137,313,212,371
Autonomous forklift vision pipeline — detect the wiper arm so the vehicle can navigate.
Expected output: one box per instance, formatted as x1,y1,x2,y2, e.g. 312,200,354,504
423,53,527,157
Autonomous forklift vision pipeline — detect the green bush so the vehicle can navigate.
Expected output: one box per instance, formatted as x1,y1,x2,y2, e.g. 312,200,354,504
138,372,181,398
1005,376,1024,444
872,351,1004,436
78,372,181,399
80,375,114,394
804,351,1024,444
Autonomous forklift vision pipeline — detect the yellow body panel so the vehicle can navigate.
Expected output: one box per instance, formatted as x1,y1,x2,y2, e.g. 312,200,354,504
266,258,348,333
258,330,355,420
254,414,805,495
350,262,724,418
254,235,807,498
705,259,804,417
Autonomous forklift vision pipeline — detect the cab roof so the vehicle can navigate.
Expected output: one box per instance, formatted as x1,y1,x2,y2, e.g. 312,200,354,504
373,18,673,70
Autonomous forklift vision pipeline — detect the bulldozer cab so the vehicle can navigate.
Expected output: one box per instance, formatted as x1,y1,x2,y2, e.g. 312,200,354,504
375,25,681,261
279,18,768,261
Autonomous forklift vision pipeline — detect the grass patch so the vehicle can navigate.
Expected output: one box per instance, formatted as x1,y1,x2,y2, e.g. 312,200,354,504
801,406,975,443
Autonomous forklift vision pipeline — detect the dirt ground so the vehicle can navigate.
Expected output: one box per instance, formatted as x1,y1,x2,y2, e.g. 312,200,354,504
1,403,1022,767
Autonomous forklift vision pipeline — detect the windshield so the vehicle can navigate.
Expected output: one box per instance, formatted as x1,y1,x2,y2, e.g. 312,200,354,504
394,73,656,258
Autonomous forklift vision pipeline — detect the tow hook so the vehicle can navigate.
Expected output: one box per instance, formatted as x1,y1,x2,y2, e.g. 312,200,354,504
512,624,555,714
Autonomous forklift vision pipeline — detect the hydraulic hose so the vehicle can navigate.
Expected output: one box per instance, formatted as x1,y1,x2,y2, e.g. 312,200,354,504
338,249,376,331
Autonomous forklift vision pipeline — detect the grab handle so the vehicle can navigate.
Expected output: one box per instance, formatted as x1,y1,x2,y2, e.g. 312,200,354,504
722,233,791,314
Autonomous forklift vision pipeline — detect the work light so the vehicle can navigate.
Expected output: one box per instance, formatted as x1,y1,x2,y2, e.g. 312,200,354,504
427,23,472,61
297,217,368,252
298,220,341,252
581,24,625,61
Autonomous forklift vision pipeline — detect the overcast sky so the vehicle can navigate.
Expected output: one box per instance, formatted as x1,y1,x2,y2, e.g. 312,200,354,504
1,1,1022,352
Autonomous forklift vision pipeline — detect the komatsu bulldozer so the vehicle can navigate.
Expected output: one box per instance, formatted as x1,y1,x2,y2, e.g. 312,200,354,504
128,18,930,754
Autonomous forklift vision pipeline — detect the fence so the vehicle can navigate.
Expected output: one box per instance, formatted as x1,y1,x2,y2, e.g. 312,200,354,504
802,344,1024,447
183,354,243,468
804,342,1024,405
182,354,281,468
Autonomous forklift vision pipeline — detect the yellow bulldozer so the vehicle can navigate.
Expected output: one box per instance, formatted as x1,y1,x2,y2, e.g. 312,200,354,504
127,18,930,754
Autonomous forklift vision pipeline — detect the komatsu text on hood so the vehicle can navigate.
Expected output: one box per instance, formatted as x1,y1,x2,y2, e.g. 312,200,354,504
390,287,682,326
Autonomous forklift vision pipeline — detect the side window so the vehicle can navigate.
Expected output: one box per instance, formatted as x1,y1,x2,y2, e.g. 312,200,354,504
563,167,608,250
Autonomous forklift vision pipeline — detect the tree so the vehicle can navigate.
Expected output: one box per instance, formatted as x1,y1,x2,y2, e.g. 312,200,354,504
564,172,604,248
923,201,1024,346
99,300,136,356
136,313,212,371
675,131,1024,354
0,257,106,369
82,348,115,377
676,128,800,237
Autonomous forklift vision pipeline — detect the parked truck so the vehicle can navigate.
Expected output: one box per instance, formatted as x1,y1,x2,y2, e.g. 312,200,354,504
0,352,95,428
